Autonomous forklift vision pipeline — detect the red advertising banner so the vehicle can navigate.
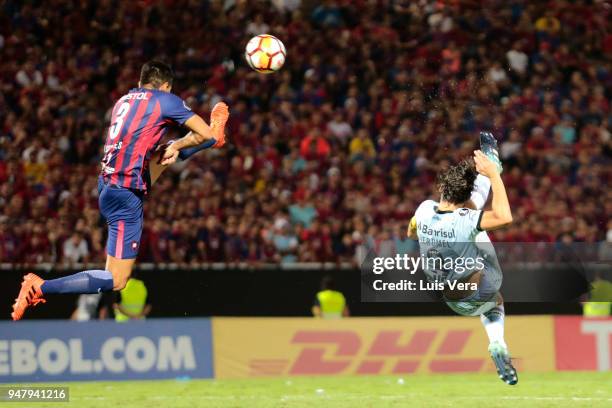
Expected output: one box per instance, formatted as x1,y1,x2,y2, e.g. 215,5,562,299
554,316,612,371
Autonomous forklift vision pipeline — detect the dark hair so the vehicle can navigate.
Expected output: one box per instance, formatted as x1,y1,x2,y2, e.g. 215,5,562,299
437,159,477,205
139,60,174,88
321,275,336,290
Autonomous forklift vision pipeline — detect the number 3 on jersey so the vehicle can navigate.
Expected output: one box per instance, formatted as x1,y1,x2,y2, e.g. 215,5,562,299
109,102,131,140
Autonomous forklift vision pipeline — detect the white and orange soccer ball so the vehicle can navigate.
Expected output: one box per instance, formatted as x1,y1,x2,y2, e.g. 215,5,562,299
245,34,286,74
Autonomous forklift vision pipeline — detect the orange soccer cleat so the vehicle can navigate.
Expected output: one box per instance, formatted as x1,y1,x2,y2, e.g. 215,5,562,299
11,273,46,321
210,102,229,148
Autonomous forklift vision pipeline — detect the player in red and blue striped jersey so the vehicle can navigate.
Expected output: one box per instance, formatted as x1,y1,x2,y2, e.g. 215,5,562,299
11,61,229,320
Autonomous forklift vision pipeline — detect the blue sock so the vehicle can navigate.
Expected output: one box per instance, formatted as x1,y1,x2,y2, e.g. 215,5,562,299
178,138,216,161
41,270,114,294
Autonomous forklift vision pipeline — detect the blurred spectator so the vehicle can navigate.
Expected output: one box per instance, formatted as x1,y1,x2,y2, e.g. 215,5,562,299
300,129,331,160
535,10,561,36
63,232,89,264
582,271,612,318
15,61,43,88
197,216,226,262
71,294,102,321
327,111,352,143
349,129,376,162
393,224,418,256
271,219,298,264
113,276,152,322
289,194,317,228
246,14,270,36
375,228,395,258
506,41,528,75
500,130,523,160
312,275,349,319
271,0,301,13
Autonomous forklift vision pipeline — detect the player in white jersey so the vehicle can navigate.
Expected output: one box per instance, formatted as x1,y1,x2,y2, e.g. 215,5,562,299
407,133,517,385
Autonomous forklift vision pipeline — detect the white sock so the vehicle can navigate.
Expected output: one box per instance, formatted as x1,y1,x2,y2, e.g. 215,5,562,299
470,174,491,210
480,304,506,348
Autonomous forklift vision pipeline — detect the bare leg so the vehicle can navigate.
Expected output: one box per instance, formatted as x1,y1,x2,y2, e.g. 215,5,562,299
149,150,168,186
105,254,136,291
148,135,217,186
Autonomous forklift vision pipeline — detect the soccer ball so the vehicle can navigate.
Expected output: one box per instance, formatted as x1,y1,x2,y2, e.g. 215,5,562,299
245,34,286,74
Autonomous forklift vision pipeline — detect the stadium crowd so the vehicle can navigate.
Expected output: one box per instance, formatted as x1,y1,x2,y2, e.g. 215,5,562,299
0,0,611,265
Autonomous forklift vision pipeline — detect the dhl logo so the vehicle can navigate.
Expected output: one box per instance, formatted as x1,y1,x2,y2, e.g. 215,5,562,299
249,329,493,376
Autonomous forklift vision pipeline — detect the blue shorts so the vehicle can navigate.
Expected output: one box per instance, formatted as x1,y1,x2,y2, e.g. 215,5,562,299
98,177,144,259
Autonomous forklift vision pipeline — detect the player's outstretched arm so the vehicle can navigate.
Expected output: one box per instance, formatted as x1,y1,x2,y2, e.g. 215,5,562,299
148,130,216,185
160,102,229,166
150,102,229,184
474,150,513,230
160,115,214,165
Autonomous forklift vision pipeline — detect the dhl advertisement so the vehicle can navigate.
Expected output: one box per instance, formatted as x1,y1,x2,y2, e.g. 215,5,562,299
212,317,556,379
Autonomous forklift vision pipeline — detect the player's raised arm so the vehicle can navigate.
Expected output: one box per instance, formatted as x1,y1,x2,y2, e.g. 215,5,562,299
474,150,513,231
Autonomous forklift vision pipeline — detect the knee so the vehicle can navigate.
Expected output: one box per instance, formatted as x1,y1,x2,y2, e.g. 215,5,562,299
110,271,130,291
106,255,135,290
113,279,128,291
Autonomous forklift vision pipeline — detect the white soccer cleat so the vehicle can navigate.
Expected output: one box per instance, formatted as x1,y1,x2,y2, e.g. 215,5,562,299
479,131,503,174
488,341,518,385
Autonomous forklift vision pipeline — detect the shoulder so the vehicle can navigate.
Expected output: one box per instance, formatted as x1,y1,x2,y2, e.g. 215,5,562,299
157,92,194,122
156,91,181,103
154,91,184,106
416,199,437,215
456,207,475,216
455,207,484,229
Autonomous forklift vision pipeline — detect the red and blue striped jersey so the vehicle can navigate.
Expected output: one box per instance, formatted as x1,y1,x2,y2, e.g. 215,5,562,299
100,88,194,191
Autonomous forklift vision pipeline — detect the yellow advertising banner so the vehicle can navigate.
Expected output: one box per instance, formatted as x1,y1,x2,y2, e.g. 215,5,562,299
212,316,555,379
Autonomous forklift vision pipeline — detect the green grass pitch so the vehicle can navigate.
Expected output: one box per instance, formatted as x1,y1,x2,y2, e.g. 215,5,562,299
8,371,612,408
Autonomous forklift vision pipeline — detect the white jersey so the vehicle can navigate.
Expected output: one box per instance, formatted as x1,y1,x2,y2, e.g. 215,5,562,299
414,199,502,288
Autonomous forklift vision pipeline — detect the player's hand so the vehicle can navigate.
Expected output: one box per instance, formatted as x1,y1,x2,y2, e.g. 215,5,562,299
210,102,229,148
474,150,498,178
160,144,179,166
